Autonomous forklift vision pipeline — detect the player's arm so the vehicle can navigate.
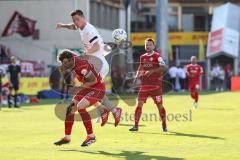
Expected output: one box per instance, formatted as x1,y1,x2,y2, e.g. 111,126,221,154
135,65,142,79
80,69,98,89
86,41,100,54
199,66,204,75
146,57,167,76
86,30,101,54
7,66,12,86
56,23,77,30
18,66,21,80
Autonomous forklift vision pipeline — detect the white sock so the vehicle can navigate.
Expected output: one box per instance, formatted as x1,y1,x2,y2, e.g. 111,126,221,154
65,135,70,140
112,108,117,113
88,134,94,137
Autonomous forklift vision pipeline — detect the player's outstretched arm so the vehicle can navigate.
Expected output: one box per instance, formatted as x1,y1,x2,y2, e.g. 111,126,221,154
56,23,77,30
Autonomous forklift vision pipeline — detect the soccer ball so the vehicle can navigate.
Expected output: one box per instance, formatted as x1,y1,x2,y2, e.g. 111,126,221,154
112,28,127,44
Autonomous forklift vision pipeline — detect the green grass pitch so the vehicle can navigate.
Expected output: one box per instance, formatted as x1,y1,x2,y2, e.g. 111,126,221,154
0,92,240,160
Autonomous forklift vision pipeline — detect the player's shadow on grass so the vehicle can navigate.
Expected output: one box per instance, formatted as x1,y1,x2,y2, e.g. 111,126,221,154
138,131,225,140
0,109,23,112
201,108,234,111
59,150,184,160
106,122,146,127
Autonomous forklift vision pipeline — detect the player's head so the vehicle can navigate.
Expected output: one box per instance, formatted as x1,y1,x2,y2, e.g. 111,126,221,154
191,56,197,64
71,9,86,29
145,38,155,53
57,49,75,70
10,56,16,64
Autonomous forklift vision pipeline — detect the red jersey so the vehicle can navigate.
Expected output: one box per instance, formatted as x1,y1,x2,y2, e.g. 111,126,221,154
138,51,165,90
72,54,104,88
186,64,203,84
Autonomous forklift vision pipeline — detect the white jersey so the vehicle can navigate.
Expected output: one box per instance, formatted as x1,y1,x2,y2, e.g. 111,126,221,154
78,22,109,78
78,22,105,59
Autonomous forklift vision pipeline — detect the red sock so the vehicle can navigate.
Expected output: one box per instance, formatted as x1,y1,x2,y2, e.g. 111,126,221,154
157,106,166,126
78,109,93,135
195,91,199,102
190,92,195,100
65,113,75,135
134,106,142,127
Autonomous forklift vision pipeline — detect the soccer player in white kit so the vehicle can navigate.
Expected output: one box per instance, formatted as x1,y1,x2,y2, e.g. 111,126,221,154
56,9,122,127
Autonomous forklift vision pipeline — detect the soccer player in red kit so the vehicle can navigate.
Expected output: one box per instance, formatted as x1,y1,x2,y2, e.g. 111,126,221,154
186,56,203,109
129,38,167,132
54,49,106,147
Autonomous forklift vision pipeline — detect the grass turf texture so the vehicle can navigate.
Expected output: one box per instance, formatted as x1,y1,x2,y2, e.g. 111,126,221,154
0,92,240,160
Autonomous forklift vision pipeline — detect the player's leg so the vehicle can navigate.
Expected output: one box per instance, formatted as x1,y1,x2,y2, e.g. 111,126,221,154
94,101,111,126
155,99,167,132
189,84,196,100
151,89,167,132
129,100,144,132
129,90,147,131
76,98,93,136
193,84,199,109
189,83,198,108
97,60,122,126
54,101,76,145
93,58,108,123
77,87,105,147
8,84,13,108
100,95,122,127
194,84,199,102
13,82,19,108
76,98,96,147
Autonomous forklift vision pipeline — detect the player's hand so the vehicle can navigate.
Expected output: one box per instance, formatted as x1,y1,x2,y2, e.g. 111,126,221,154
56,23,63,29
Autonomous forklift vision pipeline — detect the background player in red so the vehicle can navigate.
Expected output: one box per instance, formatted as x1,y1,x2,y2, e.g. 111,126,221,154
186,56,203,109
54,49,106,147
129,38,167,132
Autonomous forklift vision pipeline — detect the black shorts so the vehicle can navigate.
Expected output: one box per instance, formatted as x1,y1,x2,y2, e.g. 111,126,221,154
9,81,19,90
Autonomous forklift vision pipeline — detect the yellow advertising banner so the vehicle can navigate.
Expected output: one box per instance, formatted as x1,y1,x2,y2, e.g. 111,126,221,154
2,77,50,95
3,77,112,95
131,32,209,46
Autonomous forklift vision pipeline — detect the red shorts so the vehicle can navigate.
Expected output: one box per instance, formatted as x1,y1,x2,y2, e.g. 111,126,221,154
73,84,105,106
138,87,163,104
189,83,199,92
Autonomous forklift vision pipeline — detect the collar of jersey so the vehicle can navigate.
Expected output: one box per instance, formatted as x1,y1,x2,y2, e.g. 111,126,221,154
145,51,154,56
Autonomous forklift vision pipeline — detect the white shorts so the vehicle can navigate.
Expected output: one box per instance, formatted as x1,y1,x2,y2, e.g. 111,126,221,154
99,57,109,78
86,48,110,79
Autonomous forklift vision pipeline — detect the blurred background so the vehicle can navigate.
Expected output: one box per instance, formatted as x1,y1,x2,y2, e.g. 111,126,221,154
0,0,240,105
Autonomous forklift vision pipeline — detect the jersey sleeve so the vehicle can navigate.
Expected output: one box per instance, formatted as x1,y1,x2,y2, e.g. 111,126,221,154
88,29,99,45
80,63,93,79
157,56,165,66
